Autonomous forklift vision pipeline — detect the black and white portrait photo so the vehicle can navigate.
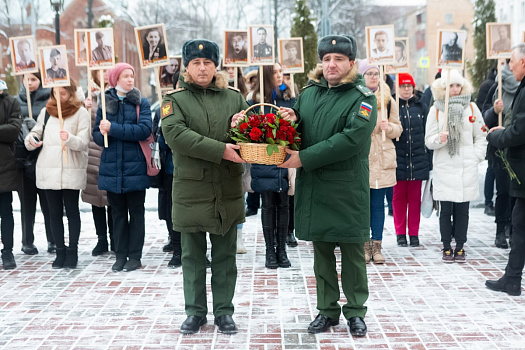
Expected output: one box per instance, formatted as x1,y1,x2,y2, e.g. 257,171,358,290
487,23,512,59
437,30,466,68
39,45,70,88
385,37,409,74
278,38,304,74
249,25,274,65
135,24,169,68
159,56,181,89
224,30,248,66
74,29,88,66
10,36,38,75
366,25,395,64
87,28,115,69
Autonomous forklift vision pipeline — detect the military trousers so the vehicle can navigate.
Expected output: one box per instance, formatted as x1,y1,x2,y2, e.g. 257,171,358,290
181,225,237,318
312,241,368,320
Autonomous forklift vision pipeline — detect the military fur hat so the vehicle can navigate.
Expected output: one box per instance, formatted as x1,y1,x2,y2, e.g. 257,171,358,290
318,35,357,61
182,39,220,67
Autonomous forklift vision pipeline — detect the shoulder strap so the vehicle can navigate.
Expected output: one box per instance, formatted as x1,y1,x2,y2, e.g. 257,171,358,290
436,109,439,121
41,111,51,140
470,102,474,115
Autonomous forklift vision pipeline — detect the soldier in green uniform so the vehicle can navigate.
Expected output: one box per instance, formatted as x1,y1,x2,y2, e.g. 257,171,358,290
278,35,377,337
161,39,248,335
253,27,272,59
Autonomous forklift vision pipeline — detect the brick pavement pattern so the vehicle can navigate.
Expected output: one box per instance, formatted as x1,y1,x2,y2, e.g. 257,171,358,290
0,190,524,349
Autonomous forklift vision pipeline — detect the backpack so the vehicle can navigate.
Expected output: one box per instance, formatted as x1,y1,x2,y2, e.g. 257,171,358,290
16,112,51,180
136,105,160,176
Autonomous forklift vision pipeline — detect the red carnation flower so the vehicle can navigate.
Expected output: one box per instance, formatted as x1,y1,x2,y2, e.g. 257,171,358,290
469,116,476,123
239,122,249,132
249,127,263,141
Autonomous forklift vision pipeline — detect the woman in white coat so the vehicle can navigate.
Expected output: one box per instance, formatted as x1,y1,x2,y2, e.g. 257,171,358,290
26,80,90,269
425,69,487,263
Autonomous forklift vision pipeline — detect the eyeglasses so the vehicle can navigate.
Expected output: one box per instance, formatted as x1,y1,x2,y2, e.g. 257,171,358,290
364,72,380,77
400,84,413,89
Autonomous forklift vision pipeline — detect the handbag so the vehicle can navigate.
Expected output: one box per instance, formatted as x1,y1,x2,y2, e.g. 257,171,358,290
421,177,438,218
136,105,160,177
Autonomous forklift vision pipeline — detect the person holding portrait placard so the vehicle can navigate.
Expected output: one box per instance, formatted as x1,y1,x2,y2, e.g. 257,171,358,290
253,27,272,59
46,49,67,80
91,31,112,62
16,39,36,70
142,28,167,62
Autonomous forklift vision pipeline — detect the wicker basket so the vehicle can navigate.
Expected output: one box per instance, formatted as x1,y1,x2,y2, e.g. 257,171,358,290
237,103,288,165
238,142,287,165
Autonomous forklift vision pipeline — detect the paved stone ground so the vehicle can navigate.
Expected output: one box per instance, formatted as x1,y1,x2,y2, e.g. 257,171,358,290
0,189,524,350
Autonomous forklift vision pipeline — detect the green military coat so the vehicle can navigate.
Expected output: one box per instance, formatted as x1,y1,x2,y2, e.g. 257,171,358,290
293,65,377,243
161,72,249,235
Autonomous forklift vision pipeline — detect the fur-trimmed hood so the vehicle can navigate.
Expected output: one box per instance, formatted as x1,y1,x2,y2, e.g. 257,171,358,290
307,62,360,86
105,87,141,115
181,70,229,90
431,76,473,101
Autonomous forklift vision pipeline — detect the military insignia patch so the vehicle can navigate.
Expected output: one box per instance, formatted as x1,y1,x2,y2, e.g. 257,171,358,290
358,102,372,120
199,44,204,50
161,101,174,119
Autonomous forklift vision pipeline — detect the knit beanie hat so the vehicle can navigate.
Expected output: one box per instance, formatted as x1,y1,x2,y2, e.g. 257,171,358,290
398,73,415,87
357,59,379,76
182,39,220,67
108,63,135,88
440,69,464,88
318,35,358,61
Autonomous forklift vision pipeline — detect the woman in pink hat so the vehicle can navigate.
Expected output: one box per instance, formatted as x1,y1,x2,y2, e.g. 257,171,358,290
92,63,152,272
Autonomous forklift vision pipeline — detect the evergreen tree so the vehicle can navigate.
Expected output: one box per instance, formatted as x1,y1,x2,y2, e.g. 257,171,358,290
4,66,19,96
290,0,318,90
468,0,496,93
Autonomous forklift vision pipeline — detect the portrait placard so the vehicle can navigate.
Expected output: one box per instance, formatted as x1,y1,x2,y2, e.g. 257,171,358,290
486,23,513,59
74,29,88,66
248,25,275,66
9,35,39,75
366,25,395,65
436,29,466,69
158,56,182,90
135,24,169,69
385,37,410,74
87,28,115,70
278,38,304,74
39,45,70,88
224,30,249,67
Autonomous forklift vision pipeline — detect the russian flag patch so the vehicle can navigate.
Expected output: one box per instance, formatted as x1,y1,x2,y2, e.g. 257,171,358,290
358,102,372,120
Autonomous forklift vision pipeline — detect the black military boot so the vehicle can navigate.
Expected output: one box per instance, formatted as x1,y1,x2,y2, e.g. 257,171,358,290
263,228,278,269
92,238,109,256
52,248,66,269
63,247,78,269
495,223,508,249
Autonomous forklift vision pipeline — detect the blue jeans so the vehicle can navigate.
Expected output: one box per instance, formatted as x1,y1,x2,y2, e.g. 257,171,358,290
370,188,387,241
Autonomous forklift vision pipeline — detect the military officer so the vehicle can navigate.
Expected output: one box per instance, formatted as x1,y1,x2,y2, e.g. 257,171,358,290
161,39,248,335
253,27,272,59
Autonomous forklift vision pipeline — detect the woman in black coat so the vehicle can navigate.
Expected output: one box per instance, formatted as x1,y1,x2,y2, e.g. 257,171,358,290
0,81,22,269
14,73,55,255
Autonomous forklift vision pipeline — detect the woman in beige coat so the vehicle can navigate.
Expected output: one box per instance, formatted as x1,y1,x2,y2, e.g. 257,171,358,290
358,59,402,264
25,80,90,269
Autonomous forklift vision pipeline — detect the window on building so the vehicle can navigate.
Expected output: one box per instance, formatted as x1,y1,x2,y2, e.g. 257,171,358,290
416,13,422,24
522,1,525,20
510,5,514,20
445,13,453,24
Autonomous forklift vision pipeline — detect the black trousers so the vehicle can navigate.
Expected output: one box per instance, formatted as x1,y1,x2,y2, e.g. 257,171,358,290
0,192,14,251
159,174,181,253
505,197,525,283
484,162,495,206
288,195,294,233
261,191,289,232
18,173,54,245
44,189,81,250
107,190,146,260
92,205,113,239
439,201,469,248
246,191,261,211
492,158,511,225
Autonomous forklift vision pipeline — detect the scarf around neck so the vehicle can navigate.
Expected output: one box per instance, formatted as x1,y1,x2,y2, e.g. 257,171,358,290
434,94,471,156
45,96,82,119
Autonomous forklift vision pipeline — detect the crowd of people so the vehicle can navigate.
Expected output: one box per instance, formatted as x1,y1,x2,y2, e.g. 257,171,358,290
1,34,524,338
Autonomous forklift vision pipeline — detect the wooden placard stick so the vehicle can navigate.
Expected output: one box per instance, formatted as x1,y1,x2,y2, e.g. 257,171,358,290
395,72,399,141
87,68,92,117
259,65,264,113
99,69,108,148
497,58,504,126
24,75,33,119
442,69,450,133
154,66,163,105
234,67,238,89
290,73,296,98
379,65,386,141
54,89,68,163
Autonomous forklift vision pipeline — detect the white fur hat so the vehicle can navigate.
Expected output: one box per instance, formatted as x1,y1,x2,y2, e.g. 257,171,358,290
440,69,465,88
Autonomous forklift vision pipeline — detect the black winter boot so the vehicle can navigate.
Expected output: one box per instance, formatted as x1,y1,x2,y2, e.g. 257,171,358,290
495,223,508,249
1,249,16,270
92,238,109,256
276,230,291,268
286,231,298,247
263,228,279,269
52,248,66,269
63,247,78,269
